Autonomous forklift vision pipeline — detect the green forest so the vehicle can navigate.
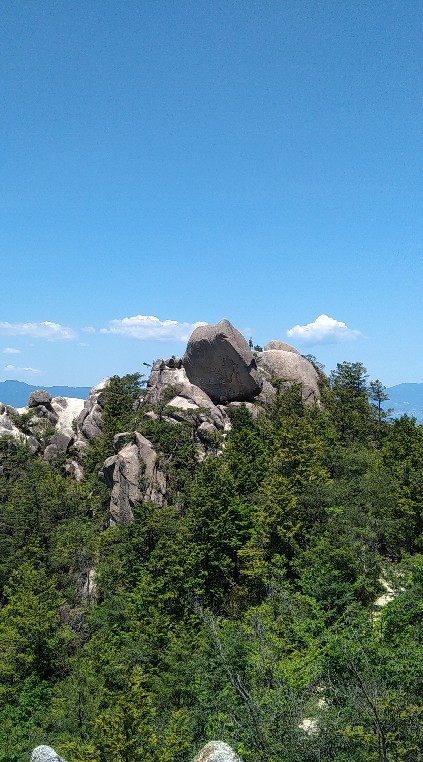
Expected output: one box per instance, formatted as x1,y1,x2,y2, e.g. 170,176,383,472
0,362,422,762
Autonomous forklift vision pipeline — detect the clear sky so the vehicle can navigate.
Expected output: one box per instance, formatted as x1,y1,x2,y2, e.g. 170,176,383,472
1,0,422,388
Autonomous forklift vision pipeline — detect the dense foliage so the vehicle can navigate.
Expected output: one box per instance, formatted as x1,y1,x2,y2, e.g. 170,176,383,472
0,365,422,761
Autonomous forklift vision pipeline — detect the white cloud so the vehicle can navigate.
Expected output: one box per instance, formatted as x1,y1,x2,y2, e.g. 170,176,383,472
100,314,207,342
82,326,96,334
286,314,361,345
4,364,41,374
0,321,76,340
3,347,21,354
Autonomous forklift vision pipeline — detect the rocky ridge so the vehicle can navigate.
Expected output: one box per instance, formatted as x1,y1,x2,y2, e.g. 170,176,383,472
0,319,323,523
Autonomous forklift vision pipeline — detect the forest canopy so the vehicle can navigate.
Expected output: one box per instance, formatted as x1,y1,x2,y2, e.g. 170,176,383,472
0,362,422,762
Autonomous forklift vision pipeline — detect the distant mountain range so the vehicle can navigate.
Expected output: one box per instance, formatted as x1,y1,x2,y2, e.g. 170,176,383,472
0,380,91,408
383,383,423,422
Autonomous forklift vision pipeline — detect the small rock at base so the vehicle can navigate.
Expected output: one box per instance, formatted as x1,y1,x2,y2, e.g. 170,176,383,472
30,745,67,762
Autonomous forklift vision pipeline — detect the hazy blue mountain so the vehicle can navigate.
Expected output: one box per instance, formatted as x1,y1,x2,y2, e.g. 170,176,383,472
383,383,423,422
0,380,91,408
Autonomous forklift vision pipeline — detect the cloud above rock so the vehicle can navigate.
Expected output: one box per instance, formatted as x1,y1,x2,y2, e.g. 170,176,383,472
287,314,361,345
0,321,76,340
100,315,207,342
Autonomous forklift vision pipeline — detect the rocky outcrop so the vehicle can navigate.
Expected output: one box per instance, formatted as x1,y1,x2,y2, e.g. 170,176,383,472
257,344,321,404
101,432,167,524
44,433,73,462
28,390,53,408
183,319,262,403
51,397,85,438
144,358,227,430
25,390,59,428
0,403,22,438
30,746,67,762
74,378,110,450
193,741,244,762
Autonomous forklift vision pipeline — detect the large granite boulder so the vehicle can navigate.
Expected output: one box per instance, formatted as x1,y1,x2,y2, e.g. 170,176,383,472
30,746,67,762
264,340,299,353
101,432,167,524
183,319,262,403
43,433,73,462
257,343,321,404
28,390,52,408
193,742,244,762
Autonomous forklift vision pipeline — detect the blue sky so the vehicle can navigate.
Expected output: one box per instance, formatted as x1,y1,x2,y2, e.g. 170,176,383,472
1,0,422,387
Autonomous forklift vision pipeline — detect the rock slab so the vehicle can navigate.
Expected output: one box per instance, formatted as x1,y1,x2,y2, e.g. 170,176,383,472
193,741,244,762
30,746,67,762
183,319,262,403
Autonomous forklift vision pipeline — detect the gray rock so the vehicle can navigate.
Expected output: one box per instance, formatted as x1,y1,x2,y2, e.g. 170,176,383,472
64,458,83,481
193,741,244,762
74,378,110,450
44,434,73,462
28,390,52,408
27,436,41,454
30,745,67,762
258,349,321,404
144,359,225,429
183,319,262,403
102,433,167,524
264,340,300,353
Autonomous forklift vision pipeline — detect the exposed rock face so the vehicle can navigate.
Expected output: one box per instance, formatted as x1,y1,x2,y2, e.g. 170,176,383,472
74,378,110,450
0,403,21,438
101,432,167,524
183,319,262,403
26,391,59,428
30,746,67,762
257,345,321,404
144,359,226,429
51,397,85,438
44,434,73,462
193,741,244,762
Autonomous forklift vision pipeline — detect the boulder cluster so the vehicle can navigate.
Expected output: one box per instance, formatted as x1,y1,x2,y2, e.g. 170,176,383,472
0,319,322,524
99,319,322,523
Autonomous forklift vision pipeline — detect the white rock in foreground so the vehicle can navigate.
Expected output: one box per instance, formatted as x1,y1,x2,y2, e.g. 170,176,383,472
193,741,244,762
30,745,67,762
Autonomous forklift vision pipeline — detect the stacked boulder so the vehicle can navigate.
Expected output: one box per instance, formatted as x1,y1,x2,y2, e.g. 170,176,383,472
99,319,323,524
257,340,321,405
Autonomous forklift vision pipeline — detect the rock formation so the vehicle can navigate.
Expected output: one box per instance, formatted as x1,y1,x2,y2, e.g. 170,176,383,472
30,746,67,762
101,432,167,524
193,741,244,762
74,378,110,450
257,344,321,404
183,319,262,403
144,358,227,430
